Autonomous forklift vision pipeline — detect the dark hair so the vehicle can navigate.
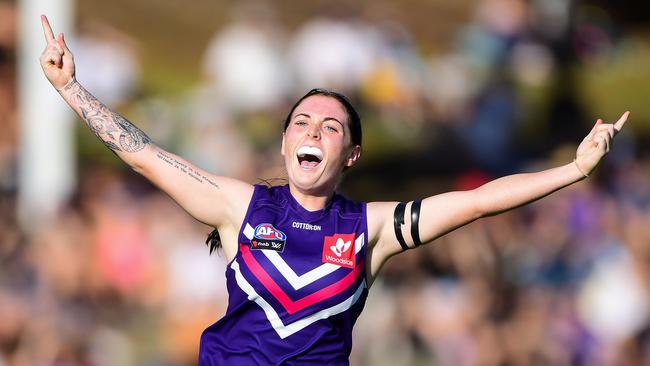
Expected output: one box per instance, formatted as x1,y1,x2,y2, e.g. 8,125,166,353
206,89,362,254
206,229,221,255
283,88,362,147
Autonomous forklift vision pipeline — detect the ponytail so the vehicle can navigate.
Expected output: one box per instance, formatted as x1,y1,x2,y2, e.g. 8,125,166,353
206,229,221,255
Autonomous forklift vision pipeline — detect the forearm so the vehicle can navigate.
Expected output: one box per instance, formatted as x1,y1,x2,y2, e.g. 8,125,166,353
475,161,586,217
58,79,152,170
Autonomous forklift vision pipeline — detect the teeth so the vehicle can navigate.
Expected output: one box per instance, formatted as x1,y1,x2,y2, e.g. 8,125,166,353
297,146,323,160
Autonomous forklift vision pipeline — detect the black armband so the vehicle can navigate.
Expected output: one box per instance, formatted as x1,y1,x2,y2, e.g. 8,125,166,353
410,200,423,247
393,202,409,251
394,200,424,250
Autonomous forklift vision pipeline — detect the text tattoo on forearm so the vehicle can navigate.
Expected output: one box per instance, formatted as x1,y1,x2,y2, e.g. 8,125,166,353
155,151,220,189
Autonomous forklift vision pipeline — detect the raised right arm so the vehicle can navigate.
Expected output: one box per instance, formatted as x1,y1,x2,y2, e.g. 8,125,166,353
39,15,252,259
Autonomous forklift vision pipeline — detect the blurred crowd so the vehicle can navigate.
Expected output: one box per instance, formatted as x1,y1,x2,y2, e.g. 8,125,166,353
2,0,650,365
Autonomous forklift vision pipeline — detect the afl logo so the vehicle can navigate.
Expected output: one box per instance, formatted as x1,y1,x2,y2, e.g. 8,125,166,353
251,223,287,252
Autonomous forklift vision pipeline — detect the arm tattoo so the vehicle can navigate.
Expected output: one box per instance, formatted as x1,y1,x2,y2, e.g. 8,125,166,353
155,151,220,189
66,81,150,153
113,112,151,152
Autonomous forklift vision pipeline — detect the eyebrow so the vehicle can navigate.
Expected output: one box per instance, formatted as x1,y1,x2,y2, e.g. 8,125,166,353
294,113,344,127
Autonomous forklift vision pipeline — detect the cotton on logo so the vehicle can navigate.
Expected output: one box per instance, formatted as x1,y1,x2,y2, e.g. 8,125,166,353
322,234,356,269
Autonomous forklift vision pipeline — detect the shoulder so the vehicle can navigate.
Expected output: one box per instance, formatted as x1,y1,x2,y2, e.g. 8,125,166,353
243,184,296,215
366,201,397,240
366,201,397,225
256,183,289,205
330,191,366,217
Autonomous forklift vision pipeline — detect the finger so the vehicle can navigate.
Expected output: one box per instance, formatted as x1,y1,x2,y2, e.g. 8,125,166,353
614,111,630,134
57,33,73,63
58,33,71,53
594,134,608,152
596,124,615,140
597,130,612,151
40,47,60,62
586,119,603,140
41,15,56,44
46,41,63,56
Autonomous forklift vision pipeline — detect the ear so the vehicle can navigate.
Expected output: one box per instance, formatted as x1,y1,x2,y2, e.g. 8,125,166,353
345,145,361,167
281,132,286,156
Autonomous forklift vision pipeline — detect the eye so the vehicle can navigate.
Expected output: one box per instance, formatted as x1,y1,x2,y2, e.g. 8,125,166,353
294,120,307,127
324,125,339,133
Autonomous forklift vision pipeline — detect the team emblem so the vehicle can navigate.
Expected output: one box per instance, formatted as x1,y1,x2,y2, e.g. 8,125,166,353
322,233,356,269
251,223,287,252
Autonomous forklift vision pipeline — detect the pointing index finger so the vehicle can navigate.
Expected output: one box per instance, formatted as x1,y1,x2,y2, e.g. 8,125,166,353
614,111,630,133
41,15,56,43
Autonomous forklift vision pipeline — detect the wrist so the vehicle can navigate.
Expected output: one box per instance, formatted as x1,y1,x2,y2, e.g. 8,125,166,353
573,158,590,179
56,78,77,94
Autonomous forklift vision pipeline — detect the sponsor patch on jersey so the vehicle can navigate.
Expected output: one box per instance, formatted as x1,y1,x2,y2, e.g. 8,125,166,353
322,233,356,269
251,223,287,252
292,221,322,231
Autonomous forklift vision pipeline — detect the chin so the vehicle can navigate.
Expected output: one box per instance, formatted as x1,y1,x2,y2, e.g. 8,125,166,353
290,169,334,194
292,175,322,192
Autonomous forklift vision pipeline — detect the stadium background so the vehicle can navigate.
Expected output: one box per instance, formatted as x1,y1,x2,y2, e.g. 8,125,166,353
1,0,650,364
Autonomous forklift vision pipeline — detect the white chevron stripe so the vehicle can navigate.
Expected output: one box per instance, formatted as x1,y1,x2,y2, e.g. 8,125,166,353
231,259,366,339
244,223,365,290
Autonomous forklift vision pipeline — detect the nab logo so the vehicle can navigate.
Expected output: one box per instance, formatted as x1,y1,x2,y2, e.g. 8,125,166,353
322,234,356,269
251,223,287,252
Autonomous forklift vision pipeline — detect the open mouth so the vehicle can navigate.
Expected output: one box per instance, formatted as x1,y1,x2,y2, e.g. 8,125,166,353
297,146,323,169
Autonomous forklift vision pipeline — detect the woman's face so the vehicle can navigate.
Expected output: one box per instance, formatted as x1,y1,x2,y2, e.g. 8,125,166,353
281,95,361,195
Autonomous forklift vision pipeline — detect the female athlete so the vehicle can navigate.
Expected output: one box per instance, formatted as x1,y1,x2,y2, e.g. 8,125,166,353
39,15,629,365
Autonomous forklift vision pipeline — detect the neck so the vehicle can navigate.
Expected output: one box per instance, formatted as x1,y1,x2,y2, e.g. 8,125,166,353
288,182,334,211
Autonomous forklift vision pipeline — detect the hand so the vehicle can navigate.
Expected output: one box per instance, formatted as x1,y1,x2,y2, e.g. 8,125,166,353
575,111,629,177
39,15,75,91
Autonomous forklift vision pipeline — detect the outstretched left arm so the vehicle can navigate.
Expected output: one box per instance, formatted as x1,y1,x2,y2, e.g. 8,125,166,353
366,112,629,282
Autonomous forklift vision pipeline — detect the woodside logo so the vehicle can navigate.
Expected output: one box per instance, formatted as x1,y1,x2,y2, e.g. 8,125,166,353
322,234,356,269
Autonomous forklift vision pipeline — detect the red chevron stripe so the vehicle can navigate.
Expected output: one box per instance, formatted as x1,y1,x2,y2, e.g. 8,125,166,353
240,244,363,315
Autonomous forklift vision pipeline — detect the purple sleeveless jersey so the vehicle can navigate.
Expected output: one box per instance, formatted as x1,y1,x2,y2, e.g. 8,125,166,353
198,184,369,365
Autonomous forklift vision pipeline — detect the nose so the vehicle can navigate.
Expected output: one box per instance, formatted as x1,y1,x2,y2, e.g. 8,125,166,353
307,124,320,139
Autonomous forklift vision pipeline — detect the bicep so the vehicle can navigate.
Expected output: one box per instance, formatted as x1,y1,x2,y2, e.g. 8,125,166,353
134,145,253,229
417,190,482,243
367,190,481,279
